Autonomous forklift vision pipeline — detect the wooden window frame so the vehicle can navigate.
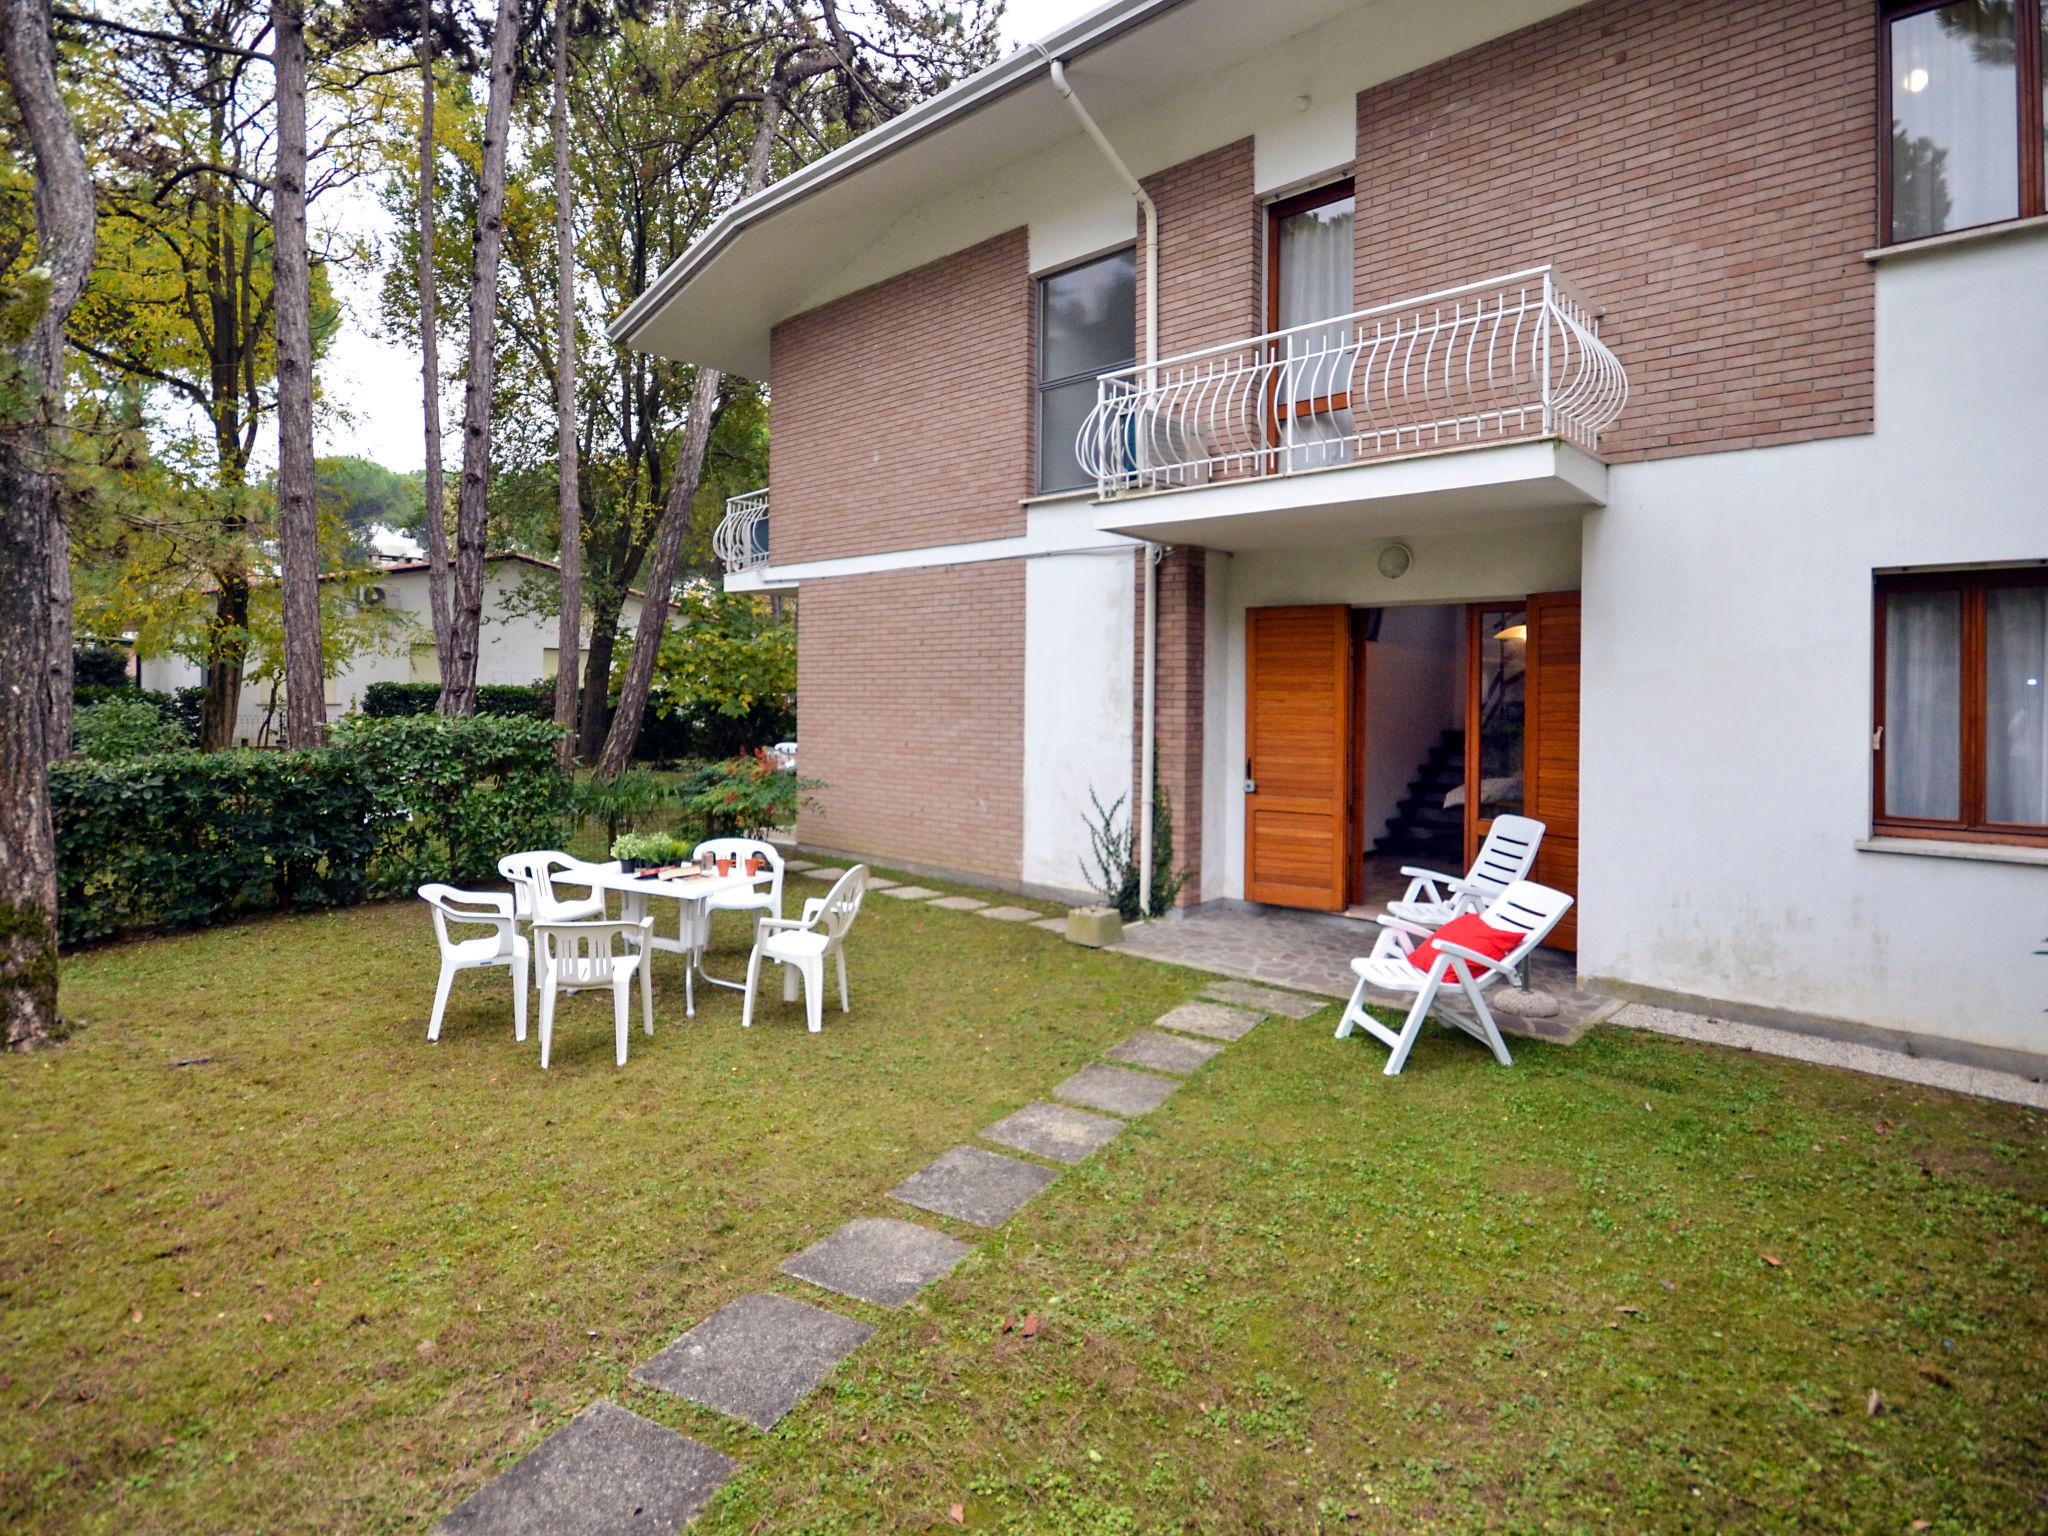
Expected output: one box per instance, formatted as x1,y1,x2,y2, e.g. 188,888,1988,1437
1872,567,2048,847
1879,0,2048,246
1034,245,1138,495
1264,179,1358,451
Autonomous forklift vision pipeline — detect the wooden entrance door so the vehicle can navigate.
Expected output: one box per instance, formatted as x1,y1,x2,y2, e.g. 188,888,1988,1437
1464,592,1580,951
1245,605,1351,910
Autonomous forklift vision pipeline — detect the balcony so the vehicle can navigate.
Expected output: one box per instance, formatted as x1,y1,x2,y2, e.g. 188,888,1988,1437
1076,266,1627,550
713,487,770,575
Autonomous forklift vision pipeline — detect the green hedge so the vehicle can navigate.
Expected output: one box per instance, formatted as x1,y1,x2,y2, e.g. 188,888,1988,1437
52,715,569,945
359,680,553,719
73,686,202,745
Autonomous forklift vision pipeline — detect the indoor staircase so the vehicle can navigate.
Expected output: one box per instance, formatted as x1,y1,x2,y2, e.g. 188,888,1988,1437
1372,728,1465,864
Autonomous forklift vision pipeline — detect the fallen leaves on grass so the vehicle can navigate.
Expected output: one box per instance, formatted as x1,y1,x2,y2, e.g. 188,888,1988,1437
1867,1388,1882,1417
947,1503,965,1525
1760,1253,1782,1267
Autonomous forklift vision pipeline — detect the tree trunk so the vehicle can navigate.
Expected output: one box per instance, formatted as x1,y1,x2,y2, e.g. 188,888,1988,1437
576,591,621,755
273,0,325,748
200,576,250,750
550,0,581,765
416,0,452,674
0,0,96,1050
596,90,782,778
45,502,72,757
438,0,521,716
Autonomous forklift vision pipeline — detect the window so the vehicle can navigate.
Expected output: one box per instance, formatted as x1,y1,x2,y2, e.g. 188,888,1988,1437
1267,180,1357,470
1883,0,2047,243
1874,569,2048,843
1036,247,1136,494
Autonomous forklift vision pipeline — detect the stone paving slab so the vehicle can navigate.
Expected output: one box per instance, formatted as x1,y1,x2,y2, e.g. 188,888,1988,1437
632,1292,873,1431
1153,1000,1264,1042
976,904,1042,922
890,1145,1059,1229
432,1401,734,1535
982,1101,1124,1165
864,876,900,889
1106,1030,1224,1076
1201,979,1327,1019
781,860,818,872
928,895,988,911
1052,1062,1181,1117
797,866,848,881
780,1217,972,1308
879,885,942,901
1031,917,1070,934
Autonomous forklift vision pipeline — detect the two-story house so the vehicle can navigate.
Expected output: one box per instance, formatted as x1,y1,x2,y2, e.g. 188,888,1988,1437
614,0,2048,1073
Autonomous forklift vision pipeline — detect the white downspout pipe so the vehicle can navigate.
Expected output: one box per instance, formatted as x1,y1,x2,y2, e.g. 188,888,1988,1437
1040,47,1164,916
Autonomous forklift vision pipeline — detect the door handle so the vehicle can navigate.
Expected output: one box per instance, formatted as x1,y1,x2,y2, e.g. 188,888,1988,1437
1244,778,1256,794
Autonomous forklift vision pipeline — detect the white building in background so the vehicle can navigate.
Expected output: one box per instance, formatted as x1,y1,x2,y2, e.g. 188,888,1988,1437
138,553,648,744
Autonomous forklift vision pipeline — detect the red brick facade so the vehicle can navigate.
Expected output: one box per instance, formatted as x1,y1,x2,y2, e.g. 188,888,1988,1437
1140,137,1261,358
1132,548,1206,904
768,229,1034,563
794,560,1024,882
1354,0,1875,460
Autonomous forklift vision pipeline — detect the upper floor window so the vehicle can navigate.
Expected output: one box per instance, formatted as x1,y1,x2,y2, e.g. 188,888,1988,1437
1883,0,2047,243
1874,568,2048,843
1037,247,1136,494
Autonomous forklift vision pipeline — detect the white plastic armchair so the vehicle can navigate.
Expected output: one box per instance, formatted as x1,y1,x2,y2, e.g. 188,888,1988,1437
1336,879,1574,1076
741,864,867,1033
531,917,655,1069
1385,814,1546,928
498,850,612,927
691,837,785,925
418,884,529,1043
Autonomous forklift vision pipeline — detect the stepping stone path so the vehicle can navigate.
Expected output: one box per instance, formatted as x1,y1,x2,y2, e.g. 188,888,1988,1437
781,860,817,873
1107,1030,1223,1076
780,1217,972,1307
1031,917,1070,934
982,1101,1124,1165
864,876,900,889
432,1401,734,1535
976,904,1042,922
928,895,988,911
427,979,1272,1529
891,1145,1059,1229
798,866,848,881
633,1293,873,1431
1201,979,1327,1019
879,885,942,901
1153,999,1264,1042
1052,1062,1180,1117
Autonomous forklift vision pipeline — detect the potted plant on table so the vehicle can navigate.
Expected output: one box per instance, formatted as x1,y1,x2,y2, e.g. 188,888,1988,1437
611,830,693,872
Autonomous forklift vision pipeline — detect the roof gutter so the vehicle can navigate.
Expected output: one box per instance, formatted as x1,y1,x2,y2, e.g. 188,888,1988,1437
607,0,1194,350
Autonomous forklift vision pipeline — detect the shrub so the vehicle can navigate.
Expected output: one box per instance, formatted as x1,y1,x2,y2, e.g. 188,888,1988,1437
52,715,572,944
331,714,570,893
359,680,553,720
72,687,198,747
72,694,191,760
1082,777,1187,921
680,750,818,840
571,767,679,845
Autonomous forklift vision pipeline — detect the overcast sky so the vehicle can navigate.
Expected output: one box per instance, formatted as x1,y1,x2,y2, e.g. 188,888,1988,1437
316,0,1100,470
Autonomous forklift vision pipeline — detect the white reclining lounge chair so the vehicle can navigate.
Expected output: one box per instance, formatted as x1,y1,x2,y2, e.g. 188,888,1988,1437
1385,814,1545,928
1337,879,1574,1076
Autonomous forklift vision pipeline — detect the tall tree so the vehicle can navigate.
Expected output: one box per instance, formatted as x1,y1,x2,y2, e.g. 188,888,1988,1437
1,0,97,1046
415,0,452,676
438,0,523,716
548,0,579,761
274,0,325,747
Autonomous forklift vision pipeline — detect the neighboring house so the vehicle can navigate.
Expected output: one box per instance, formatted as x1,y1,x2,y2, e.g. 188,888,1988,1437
138,553,648,742
613,0,2048,1070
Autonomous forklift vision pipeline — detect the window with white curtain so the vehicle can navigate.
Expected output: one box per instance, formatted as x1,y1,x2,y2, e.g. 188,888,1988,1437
1875,569,2048,842
1268,183,1356,471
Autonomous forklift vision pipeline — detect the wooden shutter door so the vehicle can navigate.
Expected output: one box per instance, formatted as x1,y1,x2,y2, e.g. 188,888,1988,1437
1524,590,1581,951
1245,605,1351,910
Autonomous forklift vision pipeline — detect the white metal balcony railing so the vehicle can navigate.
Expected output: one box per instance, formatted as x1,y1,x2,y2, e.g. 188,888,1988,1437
1076,266,1627,500
713,487,770,573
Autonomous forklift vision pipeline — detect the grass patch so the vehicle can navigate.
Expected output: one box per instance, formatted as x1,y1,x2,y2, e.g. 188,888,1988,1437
6,884,2044,1533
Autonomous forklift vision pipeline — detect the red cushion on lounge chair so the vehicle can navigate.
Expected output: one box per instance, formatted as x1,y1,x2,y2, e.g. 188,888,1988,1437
1409,914,1519,978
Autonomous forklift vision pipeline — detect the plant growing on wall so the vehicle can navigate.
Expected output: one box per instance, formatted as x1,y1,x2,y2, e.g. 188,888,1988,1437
1082,777,1186,921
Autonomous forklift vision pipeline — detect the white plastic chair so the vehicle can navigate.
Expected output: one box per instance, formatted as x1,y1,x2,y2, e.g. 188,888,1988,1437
498,850,612,927
1384,814,1546,928
1336,880,1574,1076
741,865,867,1033
691,837,785,925
418,884,529,1043
532,917,654,1069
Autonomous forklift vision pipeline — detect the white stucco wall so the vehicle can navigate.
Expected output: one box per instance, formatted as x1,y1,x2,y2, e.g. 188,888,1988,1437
1579,226,2048,1058
1022,547,1137,898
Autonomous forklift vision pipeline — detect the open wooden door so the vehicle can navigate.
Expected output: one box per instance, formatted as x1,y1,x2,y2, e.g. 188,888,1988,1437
1245,605,1351,910
1465,593,1579,951
1523,591,1580,951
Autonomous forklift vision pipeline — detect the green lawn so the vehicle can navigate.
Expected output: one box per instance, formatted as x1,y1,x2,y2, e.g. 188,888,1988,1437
5,884,2044,1534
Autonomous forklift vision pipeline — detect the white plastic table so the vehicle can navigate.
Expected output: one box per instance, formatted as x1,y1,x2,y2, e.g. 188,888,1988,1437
582,865,771,1019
